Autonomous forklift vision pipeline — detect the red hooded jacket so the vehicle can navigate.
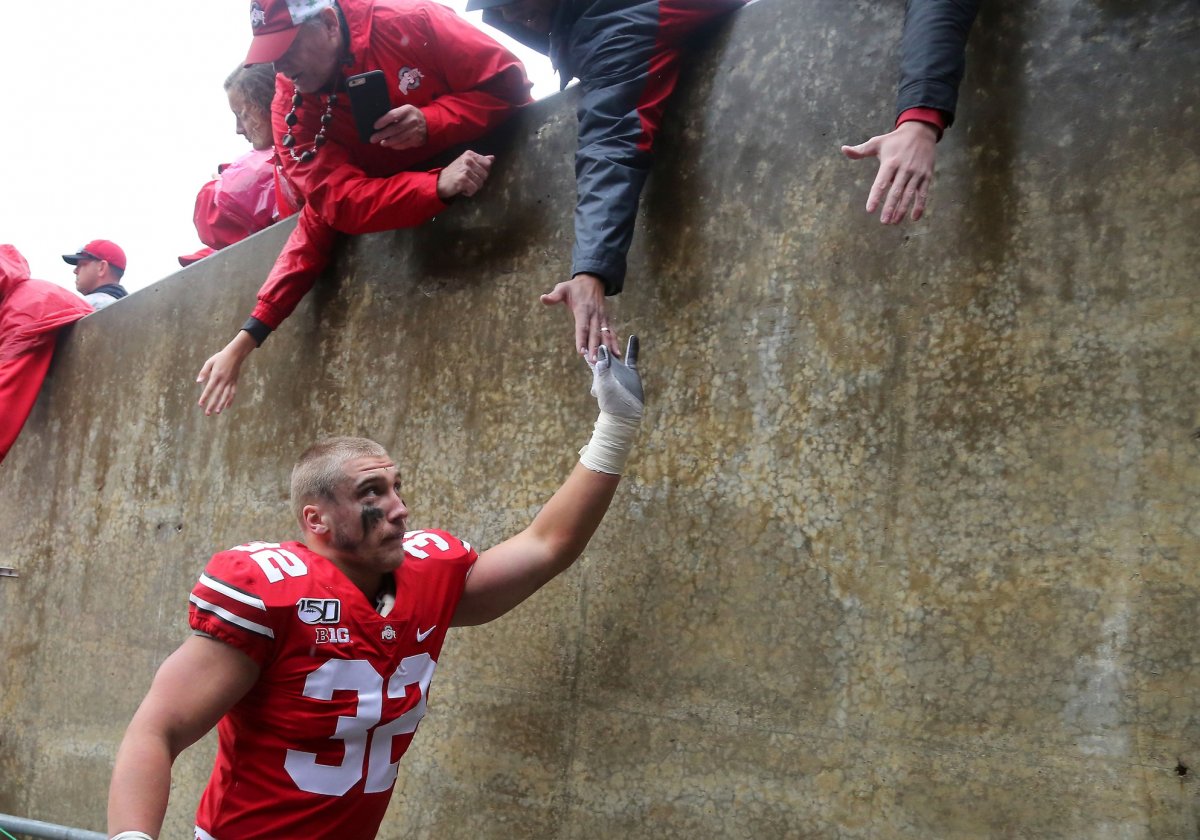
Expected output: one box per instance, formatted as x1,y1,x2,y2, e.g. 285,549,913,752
0,245,92,461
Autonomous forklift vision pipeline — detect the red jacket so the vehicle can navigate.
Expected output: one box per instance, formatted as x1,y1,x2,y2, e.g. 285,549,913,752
249,0,531,332
0,246,91,362
0,245,92,461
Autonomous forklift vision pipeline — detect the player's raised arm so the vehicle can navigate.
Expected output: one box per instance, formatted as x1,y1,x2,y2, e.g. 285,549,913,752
107,635,260,839
452,336,645,627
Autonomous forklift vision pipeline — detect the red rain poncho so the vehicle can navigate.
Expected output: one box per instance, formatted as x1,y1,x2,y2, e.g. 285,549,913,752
0,245,92,461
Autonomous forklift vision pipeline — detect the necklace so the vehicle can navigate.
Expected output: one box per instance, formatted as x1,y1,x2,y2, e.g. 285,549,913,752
281,88,338,163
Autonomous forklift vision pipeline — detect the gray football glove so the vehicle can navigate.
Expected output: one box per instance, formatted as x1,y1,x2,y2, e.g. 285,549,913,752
588,335,643,421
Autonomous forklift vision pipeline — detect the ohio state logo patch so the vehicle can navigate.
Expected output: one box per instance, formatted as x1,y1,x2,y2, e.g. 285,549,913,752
398,67,424,95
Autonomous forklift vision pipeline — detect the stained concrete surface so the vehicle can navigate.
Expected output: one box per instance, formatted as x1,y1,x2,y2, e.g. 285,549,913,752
2,0,1199,837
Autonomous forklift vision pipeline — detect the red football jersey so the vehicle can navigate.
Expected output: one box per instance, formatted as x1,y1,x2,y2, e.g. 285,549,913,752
188,531,476,840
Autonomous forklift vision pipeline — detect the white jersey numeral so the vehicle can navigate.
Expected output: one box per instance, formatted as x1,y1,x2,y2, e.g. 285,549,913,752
230,542,310,583
283,654,436,796
284,659,379,796
402,530,450,559
248,548,308,583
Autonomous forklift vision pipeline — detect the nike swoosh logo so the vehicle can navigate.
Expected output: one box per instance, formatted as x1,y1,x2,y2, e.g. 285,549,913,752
416,625,436,643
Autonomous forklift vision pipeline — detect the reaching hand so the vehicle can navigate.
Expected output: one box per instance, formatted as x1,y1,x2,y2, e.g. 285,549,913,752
841,120,938,224
196,331,256,416
587,335,643,421
371,105,428,150
436,151,494,201
541,273,620,362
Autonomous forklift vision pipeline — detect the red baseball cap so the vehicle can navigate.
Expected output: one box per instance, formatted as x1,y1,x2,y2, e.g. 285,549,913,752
244,0,336,66
62,239,127,272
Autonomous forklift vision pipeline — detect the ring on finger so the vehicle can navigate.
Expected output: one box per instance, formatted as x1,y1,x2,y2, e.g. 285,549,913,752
599,327,611,333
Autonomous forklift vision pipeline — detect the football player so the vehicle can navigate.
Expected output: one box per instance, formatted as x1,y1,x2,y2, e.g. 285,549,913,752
108,338,643,840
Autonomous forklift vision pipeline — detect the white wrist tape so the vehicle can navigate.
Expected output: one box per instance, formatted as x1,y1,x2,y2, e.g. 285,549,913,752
579,410,640,475
110,832,154,840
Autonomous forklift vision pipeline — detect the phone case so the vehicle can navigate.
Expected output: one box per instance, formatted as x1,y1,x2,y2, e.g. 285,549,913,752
347,70,392,143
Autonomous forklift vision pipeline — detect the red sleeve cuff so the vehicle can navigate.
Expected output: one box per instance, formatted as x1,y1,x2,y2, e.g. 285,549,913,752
896,108,947,141
250,300,287,330
422,106,445,144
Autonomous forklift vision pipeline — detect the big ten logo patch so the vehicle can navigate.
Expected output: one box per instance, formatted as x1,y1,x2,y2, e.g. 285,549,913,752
315,627,351,645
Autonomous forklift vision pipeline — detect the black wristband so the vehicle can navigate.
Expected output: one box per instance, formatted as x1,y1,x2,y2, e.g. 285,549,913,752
240,317,273,347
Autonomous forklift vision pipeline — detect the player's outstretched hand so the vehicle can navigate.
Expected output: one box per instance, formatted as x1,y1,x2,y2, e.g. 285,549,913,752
587,335,643,421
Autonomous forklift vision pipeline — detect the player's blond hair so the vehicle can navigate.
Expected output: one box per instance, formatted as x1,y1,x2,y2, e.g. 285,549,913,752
290,437,389,523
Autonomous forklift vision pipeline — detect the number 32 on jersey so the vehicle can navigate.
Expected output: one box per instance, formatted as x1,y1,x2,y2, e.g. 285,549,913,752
285,653,436,796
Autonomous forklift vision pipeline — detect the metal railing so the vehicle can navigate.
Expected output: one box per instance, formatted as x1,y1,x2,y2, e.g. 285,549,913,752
0,814,106,840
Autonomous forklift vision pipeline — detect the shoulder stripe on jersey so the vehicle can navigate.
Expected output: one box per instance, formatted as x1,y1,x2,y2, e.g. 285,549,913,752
199,573,267,611
190,594,275,639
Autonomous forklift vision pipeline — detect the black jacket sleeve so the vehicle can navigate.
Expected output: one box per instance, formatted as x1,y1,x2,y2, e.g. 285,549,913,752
896,0,982,127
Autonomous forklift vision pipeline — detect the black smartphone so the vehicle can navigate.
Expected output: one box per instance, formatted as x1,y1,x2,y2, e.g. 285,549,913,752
346,70,392,143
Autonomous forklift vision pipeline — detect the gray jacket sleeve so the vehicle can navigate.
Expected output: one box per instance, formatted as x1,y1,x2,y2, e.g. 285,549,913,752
485,0,743,295
565,0,662,296
896,0,982,127
480,1,652,294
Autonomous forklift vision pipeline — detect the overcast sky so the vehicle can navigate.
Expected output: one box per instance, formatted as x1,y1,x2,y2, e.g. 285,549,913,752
0,0,555,295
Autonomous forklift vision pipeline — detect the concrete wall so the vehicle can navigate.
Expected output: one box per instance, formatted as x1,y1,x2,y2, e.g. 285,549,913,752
3,0,1198,836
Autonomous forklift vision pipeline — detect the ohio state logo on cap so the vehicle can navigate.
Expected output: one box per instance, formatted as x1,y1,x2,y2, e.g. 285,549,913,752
244,0,335,66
